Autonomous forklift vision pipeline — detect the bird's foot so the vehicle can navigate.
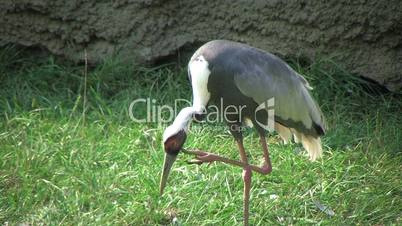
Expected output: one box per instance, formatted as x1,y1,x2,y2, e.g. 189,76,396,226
183,149,222,165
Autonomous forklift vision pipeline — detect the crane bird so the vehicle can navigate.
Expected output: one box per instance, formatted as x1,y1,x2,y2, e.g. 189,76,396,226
160,40,325,225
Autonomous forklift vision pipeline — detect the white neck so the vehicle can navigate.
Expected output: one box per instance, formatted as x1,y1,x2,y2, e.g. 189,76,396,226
163,107,197,142
189,55,211,112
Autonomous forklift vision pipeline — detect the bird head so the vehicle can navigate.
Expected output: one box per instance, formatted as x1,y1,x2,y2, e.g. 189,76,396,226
159,107,195,195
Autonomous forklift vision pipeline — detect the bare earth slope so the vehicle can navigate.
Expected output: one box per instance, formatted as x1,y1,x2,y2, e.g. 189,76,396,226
1,0,401,90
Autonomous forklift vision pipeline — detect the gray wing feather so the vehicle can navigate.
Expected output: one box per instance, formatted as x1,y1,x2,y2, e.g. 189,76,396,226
233,49,325,135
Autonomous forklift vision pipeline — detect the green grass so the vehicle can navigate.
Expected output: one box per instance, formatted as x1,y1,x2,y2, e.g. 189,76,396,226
0,46,401,225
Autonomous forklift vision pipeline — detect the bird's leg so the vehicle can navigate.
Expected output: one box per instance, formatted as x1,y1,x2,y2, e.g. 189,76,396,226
183,140,254,225
237,138,252,226
183,135,273,226
258,134,272,174
184,135,272,175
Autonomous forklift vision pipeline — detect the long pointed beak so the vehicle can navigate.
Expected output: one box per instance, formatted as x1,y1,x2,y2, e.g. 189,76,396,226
159,153,177,195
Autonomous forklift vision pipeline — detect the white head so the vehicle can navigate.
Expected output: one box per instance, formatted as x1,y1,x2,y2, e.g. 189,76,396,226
160,106,197,195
